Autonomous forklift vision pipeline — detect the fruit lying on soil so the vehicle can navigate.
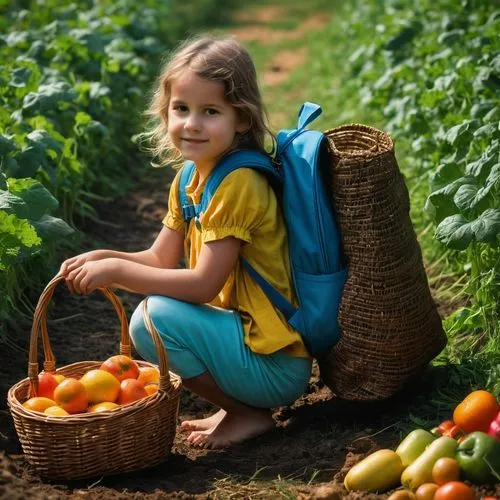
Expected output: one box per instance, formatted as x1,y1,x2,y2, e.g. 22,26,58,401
100,355,140,382
387,490,415,499
431,457,461,485
487,411,500,440
22,397,57,412
53,378,88,414
401,436,457,491
456,431,500,484
430,420,464,440
396,429,436,467
80,369,120,404
414,483,439,500
433,481,475,500
453,390,499,434
344,449,404,492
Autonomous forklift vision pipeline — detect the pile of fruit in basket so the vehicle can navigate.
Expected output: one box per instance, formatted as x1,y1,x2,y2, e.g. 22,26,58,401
22,355,160,416
344,389,500,499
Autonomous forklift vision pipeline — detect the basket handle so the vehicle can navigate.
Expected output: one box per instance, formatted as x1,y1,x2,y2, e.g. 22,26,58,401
141,298,172,393
28,274,150,397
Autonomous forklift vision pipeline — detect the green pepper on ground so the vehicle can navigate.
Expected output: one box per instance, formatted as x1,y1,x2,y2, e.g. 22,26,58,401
456,431,500,484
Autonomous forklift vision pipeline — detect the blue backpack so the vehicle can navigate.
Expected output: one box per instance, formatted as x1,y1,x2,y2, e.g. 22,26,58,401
178,102,347,356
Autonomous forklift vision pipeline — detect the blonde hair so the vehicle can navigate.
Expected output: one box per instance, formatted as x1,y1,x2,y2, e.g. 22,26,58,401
145,35,275,168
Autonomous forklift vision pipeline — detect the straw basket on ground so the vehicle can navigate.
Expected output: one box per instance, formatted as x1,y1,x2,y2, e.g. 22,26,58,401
318,124,447,402
7,275,182,480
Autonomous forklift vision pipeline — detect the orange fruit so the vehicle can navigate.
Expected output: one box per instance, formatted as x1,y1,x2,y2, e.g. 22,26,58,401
137,366,160,385
432,457,461,485
88,402,119,413
37,372,59,400
144,383,159,396
22,397,57,413
100,355,140,382
53,374,65,384
434,481,475,500
44,406,69,417
415,483,439,500
117,378,147,405
387,490,416,500
79,369,121,404
53,378,88,414
453,389,499,433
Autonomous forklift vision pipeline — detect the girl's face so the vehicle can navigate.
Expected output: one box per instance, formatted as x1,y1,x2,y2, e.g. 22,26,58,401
167,71,247,175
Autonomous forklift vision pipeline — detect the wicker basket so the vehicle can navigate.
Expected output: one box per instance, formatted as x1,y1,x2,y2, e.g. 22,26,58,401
318,124,447,402
7,275,182,480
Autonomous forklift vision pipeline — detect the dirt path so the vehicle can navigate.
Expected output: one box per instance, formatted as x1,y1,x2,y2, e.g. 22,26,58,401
1,5,499,500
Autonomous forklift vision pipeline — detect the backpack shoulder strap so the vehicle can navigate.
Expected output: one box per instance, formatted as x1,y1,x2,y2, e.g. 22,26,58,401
199,150,280,213
201,150,297,321
178,161,198,223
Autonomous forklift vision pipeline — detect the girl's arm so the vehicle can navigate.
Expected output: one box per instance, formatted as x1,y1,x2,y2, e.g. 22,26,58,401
60,226,184,276
66,236,241,303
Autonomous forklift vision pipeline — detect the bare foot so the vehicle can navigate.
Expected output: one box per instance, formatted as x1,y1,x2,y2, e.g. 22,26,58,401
180,409,226,432
187,409,275,449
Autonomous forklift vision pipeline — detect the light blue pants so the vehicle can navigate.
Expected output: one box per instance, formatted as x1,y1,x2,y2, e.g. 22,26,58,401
129,295,312,408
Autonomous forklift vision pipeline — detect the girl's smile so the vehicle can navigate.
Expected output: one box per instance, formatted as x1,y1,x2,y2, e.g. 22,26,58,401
168,71,247,177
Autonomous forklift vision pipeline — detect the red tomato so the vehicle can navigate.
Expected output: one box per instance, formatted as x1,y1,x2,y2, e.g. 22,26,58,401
434,481,476,500
37,371,59,399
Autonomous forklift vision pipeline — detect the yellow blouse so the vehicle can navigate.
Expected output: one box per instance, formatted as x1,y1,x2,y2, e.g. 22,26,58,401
163,167,309,358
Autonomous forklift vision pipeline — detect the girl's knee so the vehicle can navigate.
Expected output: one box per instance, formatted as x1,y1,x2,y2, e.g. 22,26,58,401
129,295,183,363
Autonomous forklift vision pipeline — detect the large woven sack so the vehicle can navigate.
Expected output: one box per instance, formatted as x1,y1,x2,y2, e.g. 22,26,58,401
318,124,447,402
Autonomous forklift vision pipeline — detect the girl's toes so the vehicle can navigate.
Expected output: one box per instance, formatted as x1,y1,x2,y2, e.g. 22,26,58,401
192,433,208,447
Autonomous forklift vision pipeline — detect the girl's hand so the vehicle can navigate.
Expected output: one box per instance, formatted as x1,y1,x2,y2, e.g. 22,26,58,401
65,259,120,295
59,250,109,277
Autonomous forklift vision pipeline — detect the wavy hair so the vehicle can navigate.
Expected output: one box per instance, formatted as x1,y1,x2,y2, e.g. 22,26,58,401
145,35,275,168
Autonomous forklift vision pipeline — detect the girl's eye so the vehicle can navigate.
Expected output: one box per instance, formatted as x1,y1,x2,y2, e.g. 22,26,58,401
173,104,188,112
205,108,219,116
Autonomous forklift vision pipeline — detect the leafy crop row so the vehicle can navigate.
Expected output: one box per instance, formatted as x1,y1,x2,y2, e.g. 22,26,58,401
330,0,499,380
0,0,236,341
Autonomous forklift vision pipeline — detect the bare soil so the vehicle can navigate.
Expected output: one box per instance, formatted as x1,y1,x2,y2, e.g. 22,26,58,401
1,168,499,499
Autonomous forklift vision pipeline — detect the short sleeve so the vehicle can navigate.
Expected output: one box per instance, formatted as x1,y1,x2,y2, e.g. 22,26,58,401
201,169,269,244
162,170,185,234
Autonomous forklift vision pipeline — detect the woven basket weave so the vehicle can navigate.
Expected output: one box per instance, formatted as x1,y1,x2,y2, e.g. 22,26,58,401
318,124,447,402
7,276,182,480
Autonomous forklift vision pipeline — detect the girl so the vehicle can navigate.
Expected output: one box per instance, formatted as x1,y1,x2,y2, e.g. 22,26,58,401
59,35,313,449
